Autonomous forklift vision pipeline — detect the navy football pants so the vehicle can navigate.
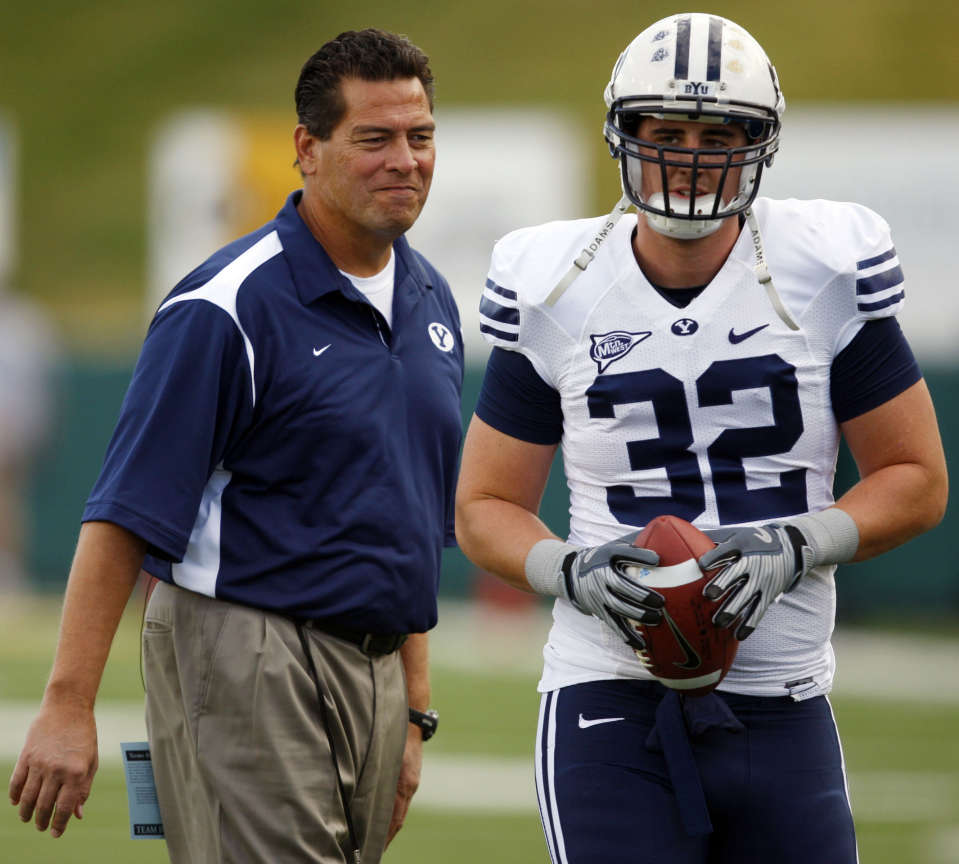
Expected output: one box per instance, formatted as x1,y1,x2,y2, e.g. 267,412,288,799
535,679,858,864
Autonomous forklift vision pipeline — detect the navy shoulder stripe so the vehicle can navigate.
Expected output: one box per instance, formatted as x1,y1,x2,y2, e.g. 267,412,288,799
857,247,897,270
480,295,520,326
485,278,517,301
858,291,905,313
856,266,904,296
480,278,520,343
480,322,519,343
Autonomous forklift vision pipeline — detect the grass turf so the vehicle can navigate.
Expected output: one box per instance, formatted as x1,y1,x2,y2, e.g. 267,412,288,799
2,601,957,862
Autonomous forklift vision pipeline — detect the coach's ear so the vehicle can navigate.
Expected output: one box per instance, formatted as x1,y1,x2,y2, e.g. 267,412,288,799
294,125,320,176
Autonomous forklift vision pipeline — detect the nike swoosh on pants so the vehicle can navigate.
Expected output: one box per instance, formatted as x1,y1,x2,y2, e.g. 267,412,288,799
577,714,625,729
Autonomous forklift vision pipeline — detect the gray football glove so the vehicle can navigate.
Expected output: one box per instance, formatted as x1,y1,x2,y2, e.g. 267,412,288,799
524,533,664,648
698,523,814,640
559,534,665,645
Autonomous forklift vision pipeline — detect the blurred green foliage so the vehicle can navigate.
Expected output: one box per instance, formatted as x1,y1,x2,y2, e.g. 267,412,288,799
2,0,957,350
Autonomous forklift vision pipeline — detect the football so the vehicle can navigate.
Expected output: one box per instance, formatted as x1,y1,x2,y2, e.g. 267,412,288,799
620,515,738,697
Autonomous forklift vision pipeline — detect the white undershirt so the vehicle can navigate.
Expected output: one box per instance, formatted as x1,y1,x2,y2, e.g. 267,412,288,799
339,250,395,328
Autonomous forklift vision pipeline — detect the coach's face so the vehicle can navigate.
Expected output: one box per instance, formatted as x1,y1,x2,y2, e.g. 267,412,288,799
297,76,435,246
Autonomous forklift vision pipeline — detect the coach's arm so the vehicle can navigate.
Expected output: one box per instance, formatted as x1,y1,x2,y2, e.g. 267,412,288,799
837,379,948,561
8,521,145,837
386,632,429,845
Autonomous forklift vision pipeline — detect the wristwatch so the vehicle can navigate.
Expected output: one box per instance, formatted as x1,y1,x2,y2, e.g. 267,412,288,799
409,708,439,741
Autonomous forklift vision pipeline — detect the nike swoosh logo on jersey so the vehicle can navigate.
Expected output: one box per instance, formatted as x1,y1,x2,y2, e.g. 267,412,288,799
728,324,769,344
313,344,331,357
577,714,625,729
753,527,773,543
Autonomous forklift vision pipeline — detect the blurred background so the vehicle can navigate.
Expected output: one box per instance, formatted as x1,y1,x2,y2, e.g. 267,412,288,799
0,1,956,862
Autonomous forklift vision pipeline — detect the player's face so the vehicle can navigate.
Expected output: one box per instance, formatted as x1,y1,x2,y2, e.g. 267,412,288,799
633,117,748,207
299,77,435,241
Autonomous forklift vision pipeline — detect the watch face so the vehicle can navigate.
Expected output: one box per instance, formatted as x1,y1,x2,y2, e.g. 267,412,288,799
410,708,438,741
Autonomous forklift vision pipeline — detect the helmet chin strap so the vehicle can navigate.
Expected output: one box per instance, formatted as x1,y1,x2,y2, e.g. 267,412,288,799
545,195,632,306
546,198,801,332
744,207,799,330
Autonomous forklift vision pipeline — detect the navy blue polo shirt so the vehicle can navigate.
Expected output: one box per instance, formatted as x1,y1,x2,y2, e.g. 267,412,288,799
83,190,464,633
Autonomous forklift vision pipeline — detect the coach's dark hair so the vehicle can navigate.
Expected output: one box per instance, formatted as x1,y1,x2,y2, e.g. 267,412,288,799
296,29,434,140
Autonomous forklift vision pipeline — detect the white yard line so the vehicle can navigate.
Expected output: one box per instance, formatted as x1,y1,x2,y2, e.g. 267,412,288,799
1,712,954,826
419,760,959,825
0,702,148,762
429,601,959,704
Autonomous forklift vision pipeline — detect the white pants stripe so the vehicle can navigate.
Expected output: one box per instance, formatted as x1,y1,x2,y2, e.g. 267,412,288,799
535,690,569,864
826,695,861,864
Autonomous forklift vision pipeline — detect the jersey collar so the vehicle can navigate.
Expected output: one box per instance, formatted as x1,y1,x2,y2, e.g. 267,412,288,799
274,190,433,306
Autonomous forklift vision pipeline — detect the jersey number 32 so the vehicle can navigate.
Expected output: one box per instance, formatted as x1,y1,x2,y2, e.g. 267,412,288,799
586,354,807,526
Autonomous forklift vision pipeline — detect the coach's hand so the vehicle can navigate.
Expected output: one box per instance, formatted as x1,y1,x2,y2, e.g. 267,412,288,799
386,722,422,846
699,523,814,640
9,697,98,837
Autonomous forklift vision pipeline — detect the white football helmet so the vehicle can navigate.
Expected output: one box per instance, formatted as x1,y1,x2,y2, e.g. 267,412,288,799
604,13,784,239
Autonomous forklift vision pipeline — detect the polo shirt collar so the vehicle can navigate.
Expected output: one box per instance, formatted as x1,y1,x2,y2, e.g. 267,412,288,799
274,190,433,306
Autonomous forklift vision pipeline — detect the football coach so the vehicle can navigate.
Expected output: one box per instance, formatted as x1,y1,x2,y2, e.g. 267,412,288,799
10,28,463,863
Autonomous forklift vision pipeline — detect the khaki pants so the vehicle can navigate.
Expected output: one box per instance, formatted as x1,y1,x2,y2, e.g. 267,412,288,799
143,581,407,863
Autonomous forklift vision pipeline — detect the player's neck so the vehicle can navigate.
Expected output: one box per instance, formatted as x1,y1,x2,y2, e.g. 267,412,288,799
632,214,742,289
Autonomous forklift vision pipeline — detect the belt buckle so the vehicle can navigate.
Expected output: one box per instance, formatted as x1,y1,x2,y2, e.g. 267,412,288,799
360,633,377,656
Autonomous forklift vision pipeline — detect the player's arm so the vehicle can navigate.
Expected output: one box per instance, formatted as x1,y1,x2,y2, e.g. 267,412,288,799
701,321,947,639
456,413,663,638
455,413,560,590
836,378,947,560
8,520,146,837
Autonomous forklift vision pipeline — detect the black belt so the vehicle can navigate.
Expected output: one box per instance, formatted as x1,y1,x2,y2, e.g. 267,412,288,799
309,620,407,656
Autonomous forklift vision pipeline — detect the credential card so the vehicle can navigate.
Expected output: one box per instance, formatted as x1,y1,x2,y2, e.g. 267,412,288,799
120,741,164,839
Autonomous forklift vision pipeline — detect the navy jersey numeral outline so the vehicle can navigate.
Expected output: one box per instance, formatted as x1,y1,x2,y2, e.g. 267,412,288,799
585,354,807,525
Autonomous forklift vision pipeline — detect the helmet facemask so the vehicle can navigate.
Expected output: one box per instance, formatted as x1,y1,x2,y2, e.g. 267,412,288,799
608,101,780,239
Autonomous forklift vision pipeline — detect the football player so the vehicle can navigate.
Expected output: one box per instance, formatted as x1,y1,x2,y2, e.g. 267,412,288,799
455,13,947,863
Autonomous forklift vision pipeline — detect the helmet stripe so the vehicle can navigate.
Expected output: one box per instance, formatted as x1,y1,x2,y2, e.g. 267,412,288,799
706,16,724,81
674,15,691,79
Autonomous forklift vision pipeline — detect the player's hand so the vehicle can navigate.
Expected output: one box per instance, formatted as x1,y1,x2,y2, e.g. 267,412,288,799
699,523,814,639
8,698,98,837
560,533,664,644
386,721,422,846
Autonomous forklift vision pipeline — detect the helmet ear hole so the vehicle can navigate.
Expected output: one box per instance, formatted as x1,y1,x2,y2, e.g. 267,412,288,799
620,114,641,138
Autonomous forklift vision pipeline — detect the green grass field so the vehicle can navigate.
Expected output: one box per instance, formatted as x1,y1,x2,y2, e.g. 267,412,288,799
2,598,958,863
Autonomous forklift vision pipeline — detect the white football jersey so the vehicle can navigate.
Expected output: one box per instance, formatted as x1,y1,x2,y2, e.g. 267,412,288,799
480,197,906,697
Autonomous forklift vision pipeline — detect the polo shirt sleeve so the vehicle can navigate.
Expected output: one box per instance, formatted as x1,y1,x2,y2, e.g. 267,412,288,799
82,298,254,561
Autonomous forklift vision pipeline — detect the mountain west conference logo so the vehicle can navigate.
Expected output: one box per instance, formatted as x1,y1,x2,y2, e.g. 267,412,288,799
589,330,651,373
